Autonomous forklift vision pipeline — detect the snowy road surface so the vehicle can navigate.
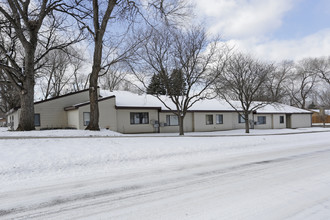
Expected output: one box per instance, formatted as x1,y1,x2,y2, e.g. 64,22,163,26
0,129,330,219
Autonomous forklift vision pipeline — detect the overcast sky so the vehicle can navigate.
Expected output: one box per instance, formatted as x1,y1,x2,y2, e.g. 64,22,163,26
192,0,330,61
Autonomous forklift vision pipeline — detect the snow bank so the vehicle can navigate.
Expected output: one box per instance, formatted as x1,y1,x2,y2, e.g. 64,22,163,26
0,127,122,137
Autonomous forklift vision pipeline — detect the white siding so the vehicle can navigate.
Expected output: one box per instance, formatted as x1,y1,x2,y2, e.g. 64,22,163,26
291,114,312,128
67,109,79,129
6,89,312,133
253,114,272,129
193,112,235,132
7,110,20,130
78,106,91,129
116,109,159,134
99,98,117,131
76,97,117,130
34,90,89,129
159,112,193,133
272,114,286,129
233,112,251,129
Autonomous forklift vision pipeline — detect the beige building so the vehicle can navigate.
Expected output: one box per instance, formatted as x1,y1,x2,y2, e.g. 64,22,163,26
7,90,312,133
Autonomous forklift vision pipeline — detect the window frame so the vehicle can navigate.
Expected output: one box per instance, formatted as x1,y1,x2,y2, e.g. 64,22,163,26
206,114,214,125
166,115,179,126
216,114,223,124
34,114,41,127
238,115,245,123
130,112,149,125
257,116,266,125
279,115,284,124
83,112,90,126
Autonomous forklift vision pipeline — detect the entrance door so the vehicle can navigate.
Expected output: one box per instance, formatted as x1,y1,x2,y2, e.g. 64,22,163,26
286,114,292,128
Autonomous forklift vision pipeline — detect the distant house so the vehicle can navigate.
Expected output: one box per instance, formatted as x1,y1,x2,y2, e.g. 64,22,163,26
7,89,313,133
0,117,6,127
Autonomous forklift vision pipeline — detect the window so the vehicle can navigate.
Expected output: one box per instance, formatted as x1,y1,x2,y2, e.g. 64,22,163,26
280,116,284,124
206,115,213,125
238,115,245,123
83,112,90,126
216,114,223,124
34,114,40,127
166,115,179,126
130,112,149,124
257,116,266,124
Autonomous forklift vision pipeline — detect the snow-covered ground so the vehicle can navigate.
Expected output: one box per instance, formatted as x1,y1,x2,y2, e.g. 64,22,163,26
0,127,330,219
1,126,329,137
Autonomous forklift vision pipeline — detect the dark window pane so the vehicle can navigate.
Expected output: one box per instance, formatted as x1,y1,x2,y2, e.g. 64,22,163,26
34,114,40,126
216,114,223,124
206,115,213,125
257,116,266,124
83,112,90,126
130,112,149,124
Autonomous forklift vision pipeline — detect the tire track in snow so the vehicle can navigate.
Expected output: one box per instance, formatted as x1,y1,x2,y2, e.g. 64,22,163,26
2,147,330,219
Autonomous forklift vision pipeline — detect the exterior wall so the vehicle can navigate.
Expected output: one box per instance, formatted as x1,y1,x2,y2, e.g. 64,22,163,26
253,114,272,129
7,110,20,130
99,98,117,130
0,118,6,127
116,108,159,134
193,112,235,132
77,105,90,129
233,112,251,129
34,90,90,129
6,90,312,132
67,109,79,129
291,114,312,128
272,114,286,129
76,98,117,130
158,112,193,133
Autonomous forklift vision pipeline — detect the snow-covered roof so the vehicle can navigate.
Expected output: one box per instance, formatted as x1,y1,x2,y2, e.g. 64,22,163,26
100,90,311,114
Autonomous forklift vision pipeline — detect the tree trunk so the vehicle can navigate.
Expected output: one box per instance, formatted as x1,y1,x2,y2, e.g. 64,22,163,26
86,37,102,131
179,115,184,135
17,87,35,131
86,74,100,130
244,112,250,133
16,49,36,131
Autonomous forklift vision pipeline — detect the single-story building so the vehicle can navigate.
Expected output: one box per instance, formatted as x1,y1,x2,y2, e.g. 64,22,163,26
7,89,313,133
0,117,6,127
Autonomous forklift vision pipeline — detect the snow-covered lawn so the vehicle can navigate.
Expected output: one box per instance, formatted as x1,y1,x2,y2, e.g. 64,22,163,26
0,127,330,219
1,126,329,137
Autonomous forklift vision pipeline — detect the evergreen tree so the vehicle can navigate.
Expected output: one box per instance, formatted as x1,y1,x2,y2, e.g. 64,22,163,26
147,74,167,95
308,102,317,109
168,69,186,96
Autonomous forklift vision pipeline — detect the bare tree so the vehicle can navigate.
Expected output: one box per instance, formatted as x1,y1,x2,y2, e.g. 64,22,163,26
287,58,318,109
318,86,330,108
318,107,328,128
37,47,86,99
99,63,128,92
67,0,189,131
38,49,71,99
265,60,293,103
0,73,20,114
214,53,273,133
0,0,82,130
311,56,330,85
132,26,229,135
